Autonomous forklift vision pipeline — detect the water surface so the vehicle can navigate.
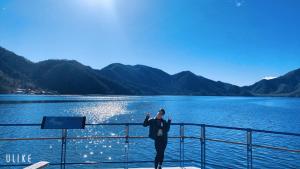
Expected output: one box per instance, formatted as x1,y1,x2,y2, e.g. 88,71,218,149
0,95,299,168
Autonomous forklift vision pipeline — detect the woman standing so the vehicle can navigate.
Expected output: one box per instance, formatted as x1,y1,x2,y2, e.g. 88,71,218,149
143,108,171,169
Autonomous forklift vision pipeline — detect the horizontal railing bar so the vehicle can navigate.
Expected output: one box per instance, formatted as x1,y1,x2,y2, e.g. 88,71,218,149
253,144,300,153
0,137,61,141
86,123,202,126
68,136,184,139
0,123,197,126
205,124,248,131
88,123,300,136
0,136,241,142
205,124,300,137
62,159,195,164
251,129,300,137
1,136,299,154
205,138,300,153
0,123,40,126
206,138,246,146
182,136,200,139
1,122,299,137
0,136,187,141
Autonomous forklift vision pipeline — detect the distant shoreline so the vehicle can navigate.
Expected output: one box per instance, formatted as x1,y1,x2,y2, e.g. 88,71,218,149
0,93,299,98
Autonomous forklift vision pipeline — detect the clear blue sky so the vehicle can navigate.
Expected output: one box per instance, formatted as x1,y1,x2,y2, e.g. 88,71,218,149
0,0,300,86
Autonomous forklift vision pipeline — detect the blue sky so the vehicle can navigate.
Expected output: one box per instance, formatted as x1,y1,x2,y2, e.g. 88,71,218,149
0,0,300,86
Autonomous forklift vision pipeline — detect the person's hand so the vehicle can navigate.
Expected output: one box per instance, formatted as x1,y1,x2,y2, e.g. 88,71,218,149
168,117,172,122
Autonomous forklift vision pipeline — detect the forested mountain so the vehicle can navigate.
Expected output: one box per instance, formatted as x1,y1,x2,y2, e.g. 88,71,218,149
246,68,300,97
1,46,299,97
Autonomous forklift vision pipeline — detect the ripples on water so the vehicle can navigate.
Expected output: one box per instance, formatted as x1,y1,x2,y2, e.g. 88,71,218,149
0,95,299,168
70,101,129,123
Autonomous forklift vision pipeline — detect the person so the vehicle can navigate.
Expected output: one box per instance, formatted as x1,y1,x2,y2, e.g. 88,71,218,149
143,108,171,169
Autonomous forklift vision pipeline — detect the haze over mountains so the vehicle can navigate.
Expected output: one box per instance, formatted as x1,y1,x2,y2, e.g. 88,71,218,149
0,46,299,97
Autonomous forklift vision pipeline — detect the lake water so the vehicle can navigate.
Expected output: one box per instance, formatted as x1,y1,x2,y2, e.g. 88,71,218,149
0,95,299,168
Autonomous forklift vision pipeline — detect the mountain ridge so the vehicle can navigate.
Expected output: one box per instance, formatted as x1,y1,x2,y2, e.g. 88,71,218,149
245,68,300,97
0,46,299,97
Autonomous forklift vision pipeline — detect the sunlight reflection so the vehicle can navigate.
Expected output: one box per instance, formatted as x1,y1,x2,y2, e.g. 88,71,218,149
72,100,129,123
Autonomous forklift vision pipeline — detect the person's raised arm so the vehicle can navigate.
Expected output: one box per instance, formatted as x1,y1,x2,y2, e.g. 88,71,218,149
143,112,151,127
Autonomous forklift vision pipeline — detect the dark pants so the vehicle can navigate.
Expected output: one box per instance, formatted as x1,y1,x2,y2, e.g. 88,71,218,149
154,137,167,168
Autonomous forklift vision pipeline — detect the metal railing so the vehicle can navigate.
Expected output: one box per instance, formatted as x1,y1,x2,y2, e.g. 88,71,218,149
0,123,300,169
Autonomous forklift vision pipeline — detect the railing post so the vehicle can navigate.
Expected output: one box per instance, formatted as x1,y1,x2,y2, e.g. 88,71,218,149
124,123,129,169
60,129,67,169
200,124,206,169
179,124,184,167
247,129,253,169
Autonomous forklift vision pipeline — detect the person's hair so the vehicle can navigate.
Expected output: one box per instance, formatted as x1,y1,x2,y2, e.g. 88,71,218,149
159,108,165,115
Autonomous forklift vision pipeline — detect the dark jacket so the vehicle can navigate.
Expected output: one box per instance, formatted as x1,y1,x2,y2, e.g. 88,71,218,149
143,116,171,140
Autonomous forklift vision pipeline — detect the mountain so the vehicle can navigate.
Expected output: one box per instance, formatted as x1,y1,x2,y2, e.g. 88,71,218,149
0,47,36,92
172,71,244,95
0,47,131,94
246,68,300,97
98,63,175,94
99,63,248,96
32,60,131,94
0,46,299,96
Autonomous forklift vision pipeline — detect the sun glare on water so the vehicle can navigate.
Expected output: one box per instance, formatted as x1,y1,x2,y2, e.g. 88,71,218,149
72,101,129,123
